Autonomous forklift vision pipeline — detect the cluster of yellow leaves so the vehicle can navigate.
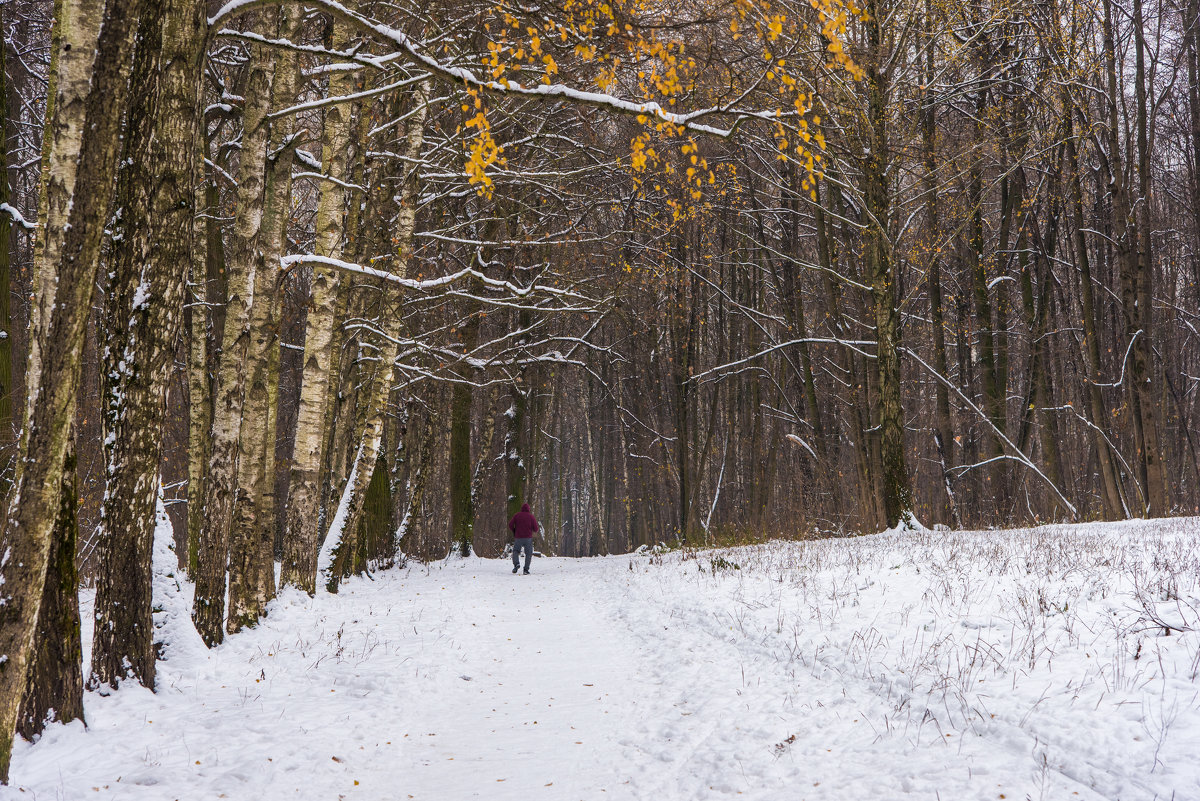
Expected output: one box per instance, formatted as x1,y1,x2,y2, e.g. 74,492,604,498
728,0,863,197
461,89,502,194
482,10,567,85
629,128,714,201
631,39,694,105
462,0,863,196
813,0,865,79
629,133,655,171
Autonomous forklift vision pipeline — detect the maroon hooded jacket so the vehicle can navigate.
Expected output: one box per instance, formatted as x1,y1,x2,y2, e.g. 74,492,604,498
508,503,539,539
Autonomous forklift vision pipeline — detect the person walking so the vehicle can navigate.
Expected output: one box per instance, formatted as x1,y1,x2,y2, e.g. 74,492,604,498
508,502,538,574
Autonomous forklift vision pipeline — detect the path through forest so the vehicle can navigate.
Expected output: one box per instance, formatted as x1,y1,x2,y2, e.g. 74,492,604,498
382,555,643,798
10,519,1200,800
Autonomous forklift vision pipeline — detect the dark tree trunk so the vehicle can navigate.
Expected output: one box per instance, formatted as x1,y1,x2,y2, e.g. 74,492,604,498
17,438,83,739
90,1,166,690
864,0,912,528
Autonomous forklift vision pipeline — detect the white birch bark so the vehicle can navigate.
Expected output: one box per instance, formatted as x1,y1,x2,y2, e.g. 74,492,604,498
24,0,103,419
323,81,430,590
279,21,356,594
0,0,142,779
11,0,100,742
227,7,302,632
191,9,276,647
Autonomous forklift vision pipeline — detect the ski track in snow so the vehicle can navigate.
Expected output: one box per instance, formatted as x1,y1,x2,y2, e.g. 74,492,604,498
9,517,1200,800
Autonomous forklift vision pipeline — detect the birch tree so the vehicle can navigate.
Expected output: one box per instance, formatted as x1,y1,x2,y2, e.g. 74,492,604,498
90,0,206,687
0,0,144,779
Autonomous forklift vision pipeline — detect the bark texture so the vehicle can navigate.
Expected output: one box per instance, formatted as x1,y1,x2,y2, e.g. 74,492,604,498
10,0,99,742
193,11,275,647
24,0,103,409
279,21,355,594
227,7,301,632
0,3,16,491
864,0,913,527
16,439,82,738
91,0,204,686
0,0,142,780
90,2,165,690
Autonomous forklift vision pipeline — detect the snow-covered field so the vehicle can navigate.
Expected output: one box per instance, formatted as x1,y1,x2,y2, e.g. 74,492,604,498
9,518,1200,800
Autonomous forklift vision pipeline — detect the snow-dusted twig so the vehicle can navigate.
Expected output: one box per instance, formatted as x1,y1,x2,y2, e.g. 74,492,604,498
0,202,35,230
210,0,784,138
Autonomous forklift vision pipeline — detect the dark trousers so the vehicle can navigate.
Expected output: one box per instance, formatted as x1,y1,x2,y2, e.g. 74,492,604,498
512,538,533,571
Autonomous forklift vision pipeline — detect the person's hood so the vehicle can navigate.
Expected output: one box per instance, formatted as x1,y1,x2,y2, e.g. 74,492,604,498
521,503,530,512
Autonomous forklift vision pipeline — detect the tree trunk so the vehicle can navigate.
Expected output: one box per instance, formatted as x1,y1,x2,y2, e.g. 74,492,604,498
193,8,277,646
227,7,301,633
8,0,100,743
449,378,476,556
506,380,528,519
279,20,355,595
324,81,429,586
91,1,166,689
0,5,16,492
922,0,959,527
1099,0,1151,516
968,74,1007,509
583,386,608,554
469,390,499,545
92,0,203,684
1016,174,1067,518
396,405,436,554
863,0,912,528
357,453,392,566
5,5,86,739
1066,104,1124,518
0,0,142,779
1187,0,1200,308
24,0,103,416
187,179,220,574
1130,0,1169,514
17,438,82,739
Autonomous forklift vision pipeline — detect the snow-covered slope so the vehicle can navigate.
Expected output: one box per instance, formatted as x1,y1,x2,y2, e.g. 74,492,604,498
9,518,1200,800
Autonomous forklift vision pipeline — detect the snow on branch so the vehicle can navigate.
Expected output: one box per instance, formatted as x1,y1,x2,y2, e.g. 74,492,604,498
269,74,430,120
213,27,402,72
280,253,594,302
690,337,878,384
209,0,778,138
1092,330,1141,388
293,149,322,171
292,172,366,192
0,203,35,230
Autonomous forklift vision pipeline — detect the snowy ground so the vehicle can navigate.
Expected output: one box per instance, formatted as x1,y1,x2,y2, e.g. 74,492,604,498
9,517,1200,800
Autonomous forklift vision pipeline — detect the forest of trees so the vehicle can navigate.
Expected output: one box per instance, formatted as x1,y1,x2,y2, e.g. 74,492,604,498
0,0,1198,781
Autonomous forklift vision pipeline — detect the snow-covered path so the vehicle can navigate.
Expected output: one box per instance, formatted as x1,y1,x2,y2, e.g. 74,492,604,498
383,557,642,798
10,519,1200,800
